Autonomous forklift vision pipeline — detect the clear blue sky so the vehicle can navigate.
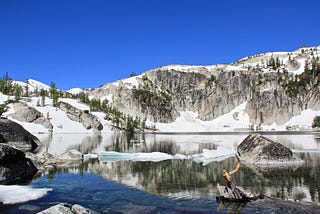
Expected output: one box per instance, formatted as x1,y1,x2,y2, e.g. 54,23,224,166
0,0,319,90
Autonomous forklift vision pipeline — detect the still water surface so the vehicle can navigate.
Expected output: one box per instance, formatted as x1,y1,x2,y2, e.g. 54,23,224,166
1,132,320,213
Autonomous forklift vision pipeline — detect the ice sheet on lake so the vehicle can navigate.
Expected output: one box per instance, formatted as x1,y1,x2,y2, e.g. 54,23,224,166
0,185,52,204
96,146,235,165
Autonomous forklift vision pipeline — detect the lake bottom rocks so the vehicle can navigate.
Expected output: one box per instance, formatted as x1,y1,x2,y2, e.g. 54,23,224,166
37,203,96,214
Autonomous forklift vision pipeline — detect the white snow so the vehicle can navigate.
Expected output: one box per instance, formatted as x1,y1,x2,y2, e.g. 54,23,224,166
27,79,51,91
121,75,141,89
155,102,250,132
59,98,90,111
0,185,51,204
67,88,83,95
262,108,320,131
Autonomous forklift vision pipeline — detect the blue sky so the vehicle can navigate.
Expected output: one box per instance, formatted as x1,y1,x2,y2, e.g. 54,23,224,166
0,0,319,90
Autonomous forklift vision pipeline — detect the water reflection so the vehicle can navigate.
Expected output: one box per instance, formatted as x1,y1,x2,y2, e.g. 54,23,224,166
36,132,320,206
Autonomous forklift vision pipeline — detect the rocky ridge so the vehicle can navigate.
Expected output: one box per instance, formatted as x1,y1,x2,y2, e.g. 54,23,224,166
88,46,320,128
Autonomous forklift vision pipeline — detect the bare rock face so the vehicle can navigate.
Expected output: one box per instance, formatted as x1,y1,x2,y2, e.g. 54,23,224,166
10,102,53,130
89,64,320,127
0,118,40,152
58,101,103,131
0,143,38,184
237,134,302,165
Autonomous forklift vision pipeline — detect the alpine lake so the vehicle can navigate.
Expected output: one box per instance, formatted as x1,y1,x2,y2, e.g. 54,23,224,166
1,132,320,213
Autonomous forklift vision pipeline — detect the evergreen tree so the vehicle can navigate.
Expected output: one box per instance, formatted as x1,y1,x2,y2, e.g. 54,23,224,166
40,89,46,106
50,81,59,107
25,80,29,97
13,84,23,102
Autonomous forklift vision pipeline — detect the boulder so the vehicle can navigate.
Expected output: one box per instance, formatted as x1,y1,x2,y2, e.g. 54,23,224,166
58,101,103,131
37,203,94,214
27,149,83,171
56,149,83,163
0,118,40,152
237,134,302,165
0,143,38,184
10,102,53,130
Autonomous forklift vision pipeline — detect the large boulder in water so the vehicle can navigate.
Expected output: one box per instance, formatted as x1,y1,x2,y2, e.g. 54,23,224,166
0,143,38,184
0,118,40,152
237,134,302,165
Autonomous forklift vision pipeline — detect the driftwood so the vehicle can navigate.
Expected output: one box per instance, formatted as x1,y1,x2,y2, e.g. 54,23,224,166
216,184,261,202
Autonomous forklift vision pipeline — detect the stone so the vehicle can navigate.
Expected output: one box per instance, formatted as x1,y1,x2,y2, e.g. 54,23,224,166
58,101,103,131
237,134,302,165
56,149,83,163
0,143,38,184
11,102,53,130
37,203,94,214
0,118,39,152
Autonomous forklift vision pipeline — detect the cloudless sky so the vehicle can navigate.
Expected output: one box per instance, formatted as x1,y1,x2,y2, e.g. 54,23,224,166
0,0,319,90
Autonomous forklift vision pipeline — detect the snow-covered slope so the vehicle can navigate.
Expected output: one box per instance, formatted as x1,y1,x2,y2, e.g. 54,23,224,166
1,93,113,134
13,79,51,92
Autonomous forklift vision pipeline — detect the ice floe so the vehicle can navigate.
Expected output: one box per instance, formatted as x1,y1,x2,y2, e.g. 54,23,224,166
0,185,52,204
91,146,235,165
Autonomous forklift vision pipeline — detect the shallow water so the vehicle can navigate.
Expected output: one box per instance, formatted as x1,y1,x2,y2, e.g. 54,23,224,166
1,132,320,213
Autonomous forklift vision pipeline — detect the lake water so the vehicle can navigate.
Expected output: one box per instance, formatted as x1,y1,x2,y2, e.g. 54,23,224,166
1,132,320,213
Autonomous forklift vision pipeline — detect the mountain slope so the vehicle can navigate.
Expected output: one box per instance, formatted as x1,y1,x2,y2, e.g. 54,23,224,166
2,46,320,133
88,45,320,131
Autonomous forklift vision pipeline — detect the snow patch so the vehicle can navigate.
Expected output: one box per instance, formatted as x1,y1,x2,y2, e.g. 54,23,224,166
67,88,83,95
155,102,250,132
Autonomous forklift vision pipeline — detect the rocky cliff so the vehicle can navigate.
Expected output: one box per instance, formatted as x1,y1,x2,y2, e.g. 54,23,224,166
88,46,320,128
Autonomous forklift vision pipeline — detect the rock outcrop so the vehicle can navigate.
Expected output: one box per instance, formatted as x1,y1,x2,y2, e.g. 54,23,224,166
10,102,53,130
0,143,38,184
58,101,103,131
237,134,302,165
27,149,83,171
0,118,40,152
89,59,320,127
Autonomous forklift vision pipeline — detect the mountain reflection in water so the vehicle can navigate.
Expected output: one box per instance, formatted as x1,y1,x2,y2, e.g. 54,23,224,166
14,132,320,213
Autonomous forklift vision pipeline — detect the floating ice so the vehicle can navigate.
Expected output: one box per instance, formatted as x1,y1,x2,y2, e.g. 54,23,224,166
292,149,320,153
96,146,235,164
0,185,52,204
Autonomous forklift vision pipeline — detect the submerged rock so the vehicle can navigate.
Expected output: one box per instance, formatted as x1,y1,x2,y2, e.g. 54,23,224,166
37,203,95,214
237,134,302,165
0,143,38,184
0,118,40,152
